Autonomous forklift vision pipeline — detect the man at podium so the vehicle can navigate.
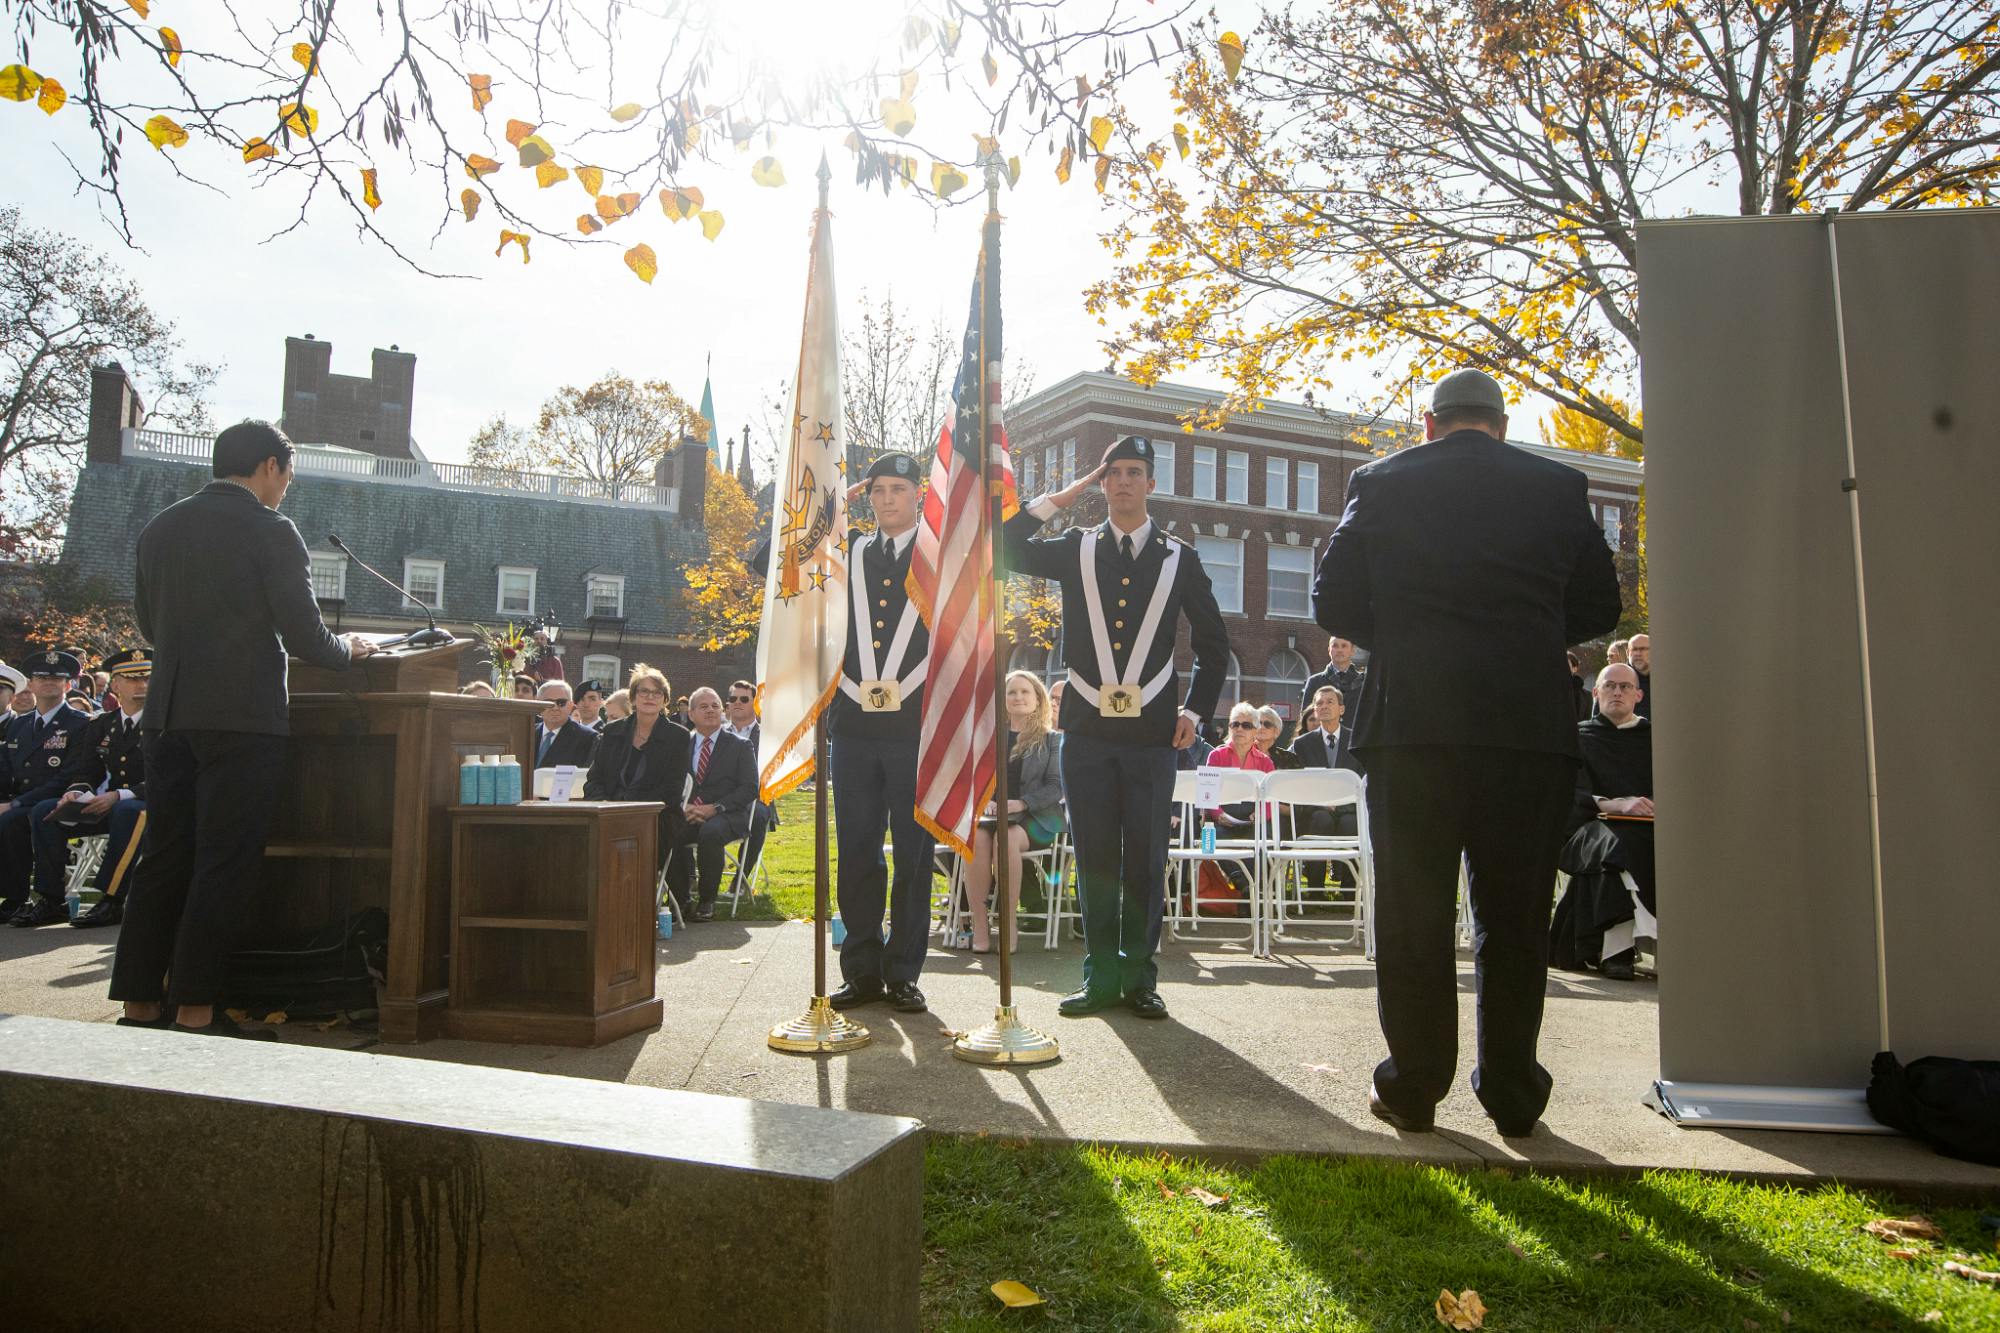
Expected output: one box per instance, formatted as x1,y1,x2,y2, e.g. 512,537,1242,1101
109,420,377,1039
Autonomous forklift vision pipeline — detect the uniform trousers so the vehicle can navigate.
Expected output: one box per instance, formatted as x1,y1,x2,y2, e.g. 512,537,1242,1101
1059,730,1176,997
0,803,43,910
1364,745,1576,1131
831,733,934,986
29,796,148,900
109,731,288,1008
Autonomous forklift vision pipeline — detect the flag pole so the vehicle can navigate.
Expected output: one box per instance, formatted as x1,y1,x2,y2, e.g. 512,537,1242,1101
770,153,869,1055
954,146,1058,1067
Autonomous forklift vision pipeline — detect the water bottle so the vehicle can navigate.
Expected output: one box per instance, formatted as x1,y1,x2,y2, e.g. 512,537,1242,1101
65,886,81,922
1201,822,1216,855
497,755,523,805
657,907,674,939
459,755,482,805
475,755,498,805
830,915,847,947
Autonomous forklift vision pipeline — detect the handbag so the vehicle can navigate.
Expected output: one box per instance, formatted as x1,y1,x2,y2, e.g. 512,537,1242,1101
1189,860,1250,918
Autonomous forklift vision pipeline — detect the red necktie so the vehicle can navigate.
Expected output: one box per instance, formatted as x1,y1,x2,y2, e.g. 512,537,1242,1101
696,735,711,783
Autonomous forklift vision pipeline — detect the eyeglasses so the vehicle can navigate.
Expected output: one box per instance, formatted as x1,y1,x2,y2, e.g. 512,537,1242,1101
1228,720,1257,730
632,687,667,699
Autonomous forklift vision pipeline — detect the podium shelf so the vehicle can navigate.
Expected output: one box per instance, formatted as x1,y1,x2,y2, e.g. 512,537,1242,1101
263,843,393,860
459,915,588,932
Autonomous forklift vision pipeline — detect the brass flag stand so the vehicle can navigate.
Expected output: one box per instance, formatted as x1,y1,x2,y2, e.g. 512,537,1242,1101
954,151,1059,1067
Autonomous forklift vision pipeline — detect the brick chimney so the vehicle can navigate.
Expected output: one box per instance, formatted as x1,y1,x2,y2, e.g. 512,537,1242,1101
87,362,146,464
370,344,417,458
663,434,708,524
281,334,331,443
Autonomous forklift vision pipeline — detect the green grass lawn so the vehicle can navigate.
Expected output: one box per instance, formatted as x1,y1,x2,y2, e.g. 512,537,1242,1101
741,791,1998,1330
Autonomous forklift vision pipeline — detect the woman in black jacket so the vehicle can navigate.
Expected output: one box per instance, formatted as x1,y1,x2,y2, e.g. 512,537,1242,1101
584,663,692,888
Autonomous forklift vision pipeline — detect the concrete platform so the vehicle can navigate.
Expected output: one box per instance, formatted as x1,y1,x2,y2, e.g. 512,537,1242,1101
3,917,1994,1194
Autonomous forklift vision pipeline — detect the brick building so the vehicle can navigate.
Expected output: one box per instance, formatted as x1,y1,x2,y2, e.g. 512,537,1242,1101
280,335,420,460
61,348,748,694
1004,372,1645,724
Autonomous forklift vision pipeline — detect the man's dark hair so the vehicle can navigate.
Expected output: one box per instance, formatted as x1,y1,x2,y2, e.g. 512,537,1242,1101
1432,405,1507,436
212,420,295,479
729,679,755,699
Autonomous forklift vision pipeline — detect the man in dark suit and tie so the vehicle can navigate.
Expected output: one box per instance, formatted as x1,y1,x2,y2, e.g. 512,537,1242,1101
1314,369,1622,1138
109,420,375,1038
532,680,600,771
1286,682,1363,889
665,686,757,921
0,650,95,924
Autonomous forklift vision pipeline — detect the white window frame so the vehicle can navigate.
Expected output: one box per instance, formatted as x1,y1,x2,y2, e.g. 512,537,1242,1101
496,565,538,617
1225,450,1249,505
1061,438,1077,485
309,552,348,602
1151,438,1176,496
586,573,627,619
1195,535,1244,615
1266,545,1314,619
1602,506,1622,551
402,557,445,611
580,654,622,688
1192,445,1217,501
1297,460,1321,515
1018,451,1037,496
1265,456,1289,510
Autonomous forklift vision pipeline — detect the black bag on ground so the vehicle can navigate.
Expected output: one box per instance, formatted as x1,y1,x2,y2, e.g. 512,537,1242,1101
1867,1050,2000,1167
220,907,388,1019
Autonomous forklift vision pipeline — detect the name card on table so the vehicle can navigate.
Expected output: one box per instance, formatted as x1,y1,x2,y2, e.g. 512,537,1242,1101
1192,768,1225,808
549,765,579,803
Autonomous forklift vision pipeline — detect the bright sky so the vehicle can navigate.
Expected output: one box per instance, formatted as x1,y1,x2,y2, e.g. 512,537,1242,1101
2,0,1381,466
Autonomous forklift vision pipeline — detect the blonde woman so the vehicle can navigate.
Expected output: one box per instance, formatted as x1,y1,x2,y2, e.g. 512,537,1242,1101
963,671,1065,953
585,665,692,889
1254,704,1303,771
602,688,632,722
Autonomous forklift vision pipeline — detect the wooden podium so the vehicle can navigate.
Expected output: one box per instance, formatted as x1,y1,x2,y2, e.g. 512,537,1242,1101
253,640,544,1042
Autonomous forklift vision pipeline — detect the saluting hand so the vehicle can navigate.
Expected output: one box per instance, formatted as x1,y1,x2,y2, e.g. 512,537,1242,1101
1047,461,1106,511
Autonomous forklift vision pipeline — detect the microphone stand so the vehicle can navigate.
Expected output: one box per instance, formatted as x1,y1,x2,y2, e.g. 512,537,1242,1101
329,534,456,648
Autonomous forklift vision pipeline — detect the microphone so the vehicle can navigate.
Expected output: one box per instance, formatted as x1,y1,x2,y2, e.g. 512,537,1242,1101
328,534,455,648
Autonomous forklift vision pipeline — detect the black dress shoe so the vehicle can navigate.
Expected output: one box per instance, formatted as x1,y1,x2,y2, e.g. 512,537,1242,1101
171,1015,279,1041
72,897,123,928
828,979,884,1010
1367,1083,1435,1133
10,897,67,928
1597,949,1636,981
1494,1118,1539,1139
691,903,715,922
115,1013,173,1029
887,981,927,1013
1057,988,1122,1017
1125,988,1169,1020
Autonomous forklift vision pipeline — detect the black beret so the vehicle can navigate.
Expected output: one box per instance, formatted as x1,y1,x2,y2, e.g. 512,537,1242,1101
575,679,605,698
864,452,921,484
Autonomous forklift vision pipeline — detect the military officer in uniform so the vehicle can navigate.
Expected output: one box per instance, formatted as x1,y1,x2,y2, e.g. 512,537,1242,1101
22,649,154,928
827,452,936,1015
1005,436,1232,1019
0,650,94,923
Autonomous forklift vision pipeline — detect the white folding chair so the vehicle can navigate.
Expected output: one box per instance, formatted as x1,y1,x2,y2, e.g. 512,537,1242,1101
1166,767,1265,951
65,834,110,901
1260,768,1372,950
722,806,772,917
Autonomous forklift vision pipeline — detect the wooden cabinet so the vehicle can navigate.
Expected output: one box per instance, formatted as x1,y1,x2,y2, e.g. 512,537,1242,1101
445,802,664,1047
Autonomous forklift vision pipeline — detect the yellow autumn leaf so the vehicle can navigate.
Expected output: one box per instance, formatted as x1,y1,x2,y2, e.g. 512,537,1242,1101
751,156,786,187
243,137,277,163
37,77,65,115
1007,156,1021,188
1094,155,1112,193
982,51,998,85
990,1281,1044,1309
577,165,604,196
464,154,500,179
660,186,704,220
291,42,315,73
143,114,189,150
0,65,42,101
361,167,382,210
129,0,149,17
880,97,917,137
900,70,919,100
1218,31,1246,82
1147,144,1165,171
1055,143,1073,184
624,243,658,284
942,18,962,52
1174,123,1190,160
576,214,603,235
460,188,481,220
699,209,724,240
468,74,493,113
279,101,319,137
931,161,968,197
535,160,569,188
609,102,643,123
160,28,182,69
517,134,555,167
1089,115,1114,153
496,230,531,263
504,117,536,147
1435,1288,1487,1331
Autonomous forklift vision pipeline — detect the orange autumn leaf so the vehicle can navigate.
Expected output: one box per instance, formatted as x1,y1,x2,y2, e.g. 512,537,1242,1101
504,117,536,147
464,154,501,179
468,74,493,113
625,243,658,284
577,165,604,196
361,167,382,210
36,76,65,115
1055,143,1074,184
129,0,149,17
517,134,555,167
534,160,569,188
159,28,182,68
1218,31,1246,82
576,214,603,235
243,137,277,163
659,186,704,220
1094,155,1112,192
1435,1288,1487,1331
143,114,189,150
615,190,641,215
460,188,481,221
495,230,531,263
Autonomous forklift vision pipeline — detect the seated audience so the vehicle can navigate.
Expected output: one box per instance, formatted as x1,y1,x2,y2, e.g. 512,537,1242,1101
65,691,98,715
460,679,496,697
7,672,37,717
1286,683,1363,888
602,687,632,723
962,671,1065,953
670,695,691,728
1254,705,1303,771
30,648,151,928
1628,632,1652,718
1550,663,1655,980
1590,638,1631,719
584,665,691,890
1568,650,1591,722
510,673,539,700
1201,701,1275,831
0,651,93,923
663,687,757,921
721,679,775,895
532,680,600,771
1047,679,1066,733
0,662,22,715
574,679,607,731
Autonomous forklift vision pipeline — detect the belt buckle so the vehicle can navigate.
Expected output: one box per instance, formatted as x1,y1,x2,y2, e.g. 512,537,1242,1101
1097,684,1140,718
859,680,902,713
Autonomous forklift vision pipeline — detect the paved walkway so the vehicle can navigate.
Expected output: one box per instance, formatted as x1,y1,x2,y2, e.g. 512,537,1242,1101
3,917,1993,1193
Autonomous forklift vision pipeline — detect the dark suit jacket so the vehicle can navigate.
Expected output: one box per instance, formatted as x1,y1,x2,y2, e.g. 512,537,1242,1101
533,719,600,770
134,480,352,735
684,729,757,819
1299,663,1366,722
1288,726,1362,775
584,715,692,843
1312,431,1622,757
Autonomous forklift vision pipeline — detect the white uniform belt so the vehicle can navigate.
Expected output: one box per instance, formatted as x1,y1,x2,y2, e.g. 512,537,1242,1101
1066,662,1174,708
840,658,927,702
843,535,925,703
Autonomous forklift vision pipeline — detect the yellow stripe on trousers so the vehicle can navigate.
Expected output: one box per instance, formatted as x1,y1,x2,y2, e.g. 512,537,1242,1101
101,810,146,900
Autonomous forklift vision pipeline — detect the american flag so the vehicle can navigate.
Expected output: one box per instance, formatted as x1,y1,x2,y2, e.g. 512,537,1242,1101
909,215,1019,858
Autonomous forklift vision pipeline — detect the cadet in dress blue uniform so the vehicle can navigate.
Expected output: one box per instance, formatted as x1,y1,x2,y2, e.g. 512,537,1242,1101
827,452,937,1016
0,650,94,923
21,649,153,928
1004,437,1232,1019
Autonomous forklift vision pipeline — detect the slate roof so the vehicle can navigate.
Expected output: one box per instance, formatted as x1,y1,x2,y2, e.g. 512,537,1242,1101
60,457,707,638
